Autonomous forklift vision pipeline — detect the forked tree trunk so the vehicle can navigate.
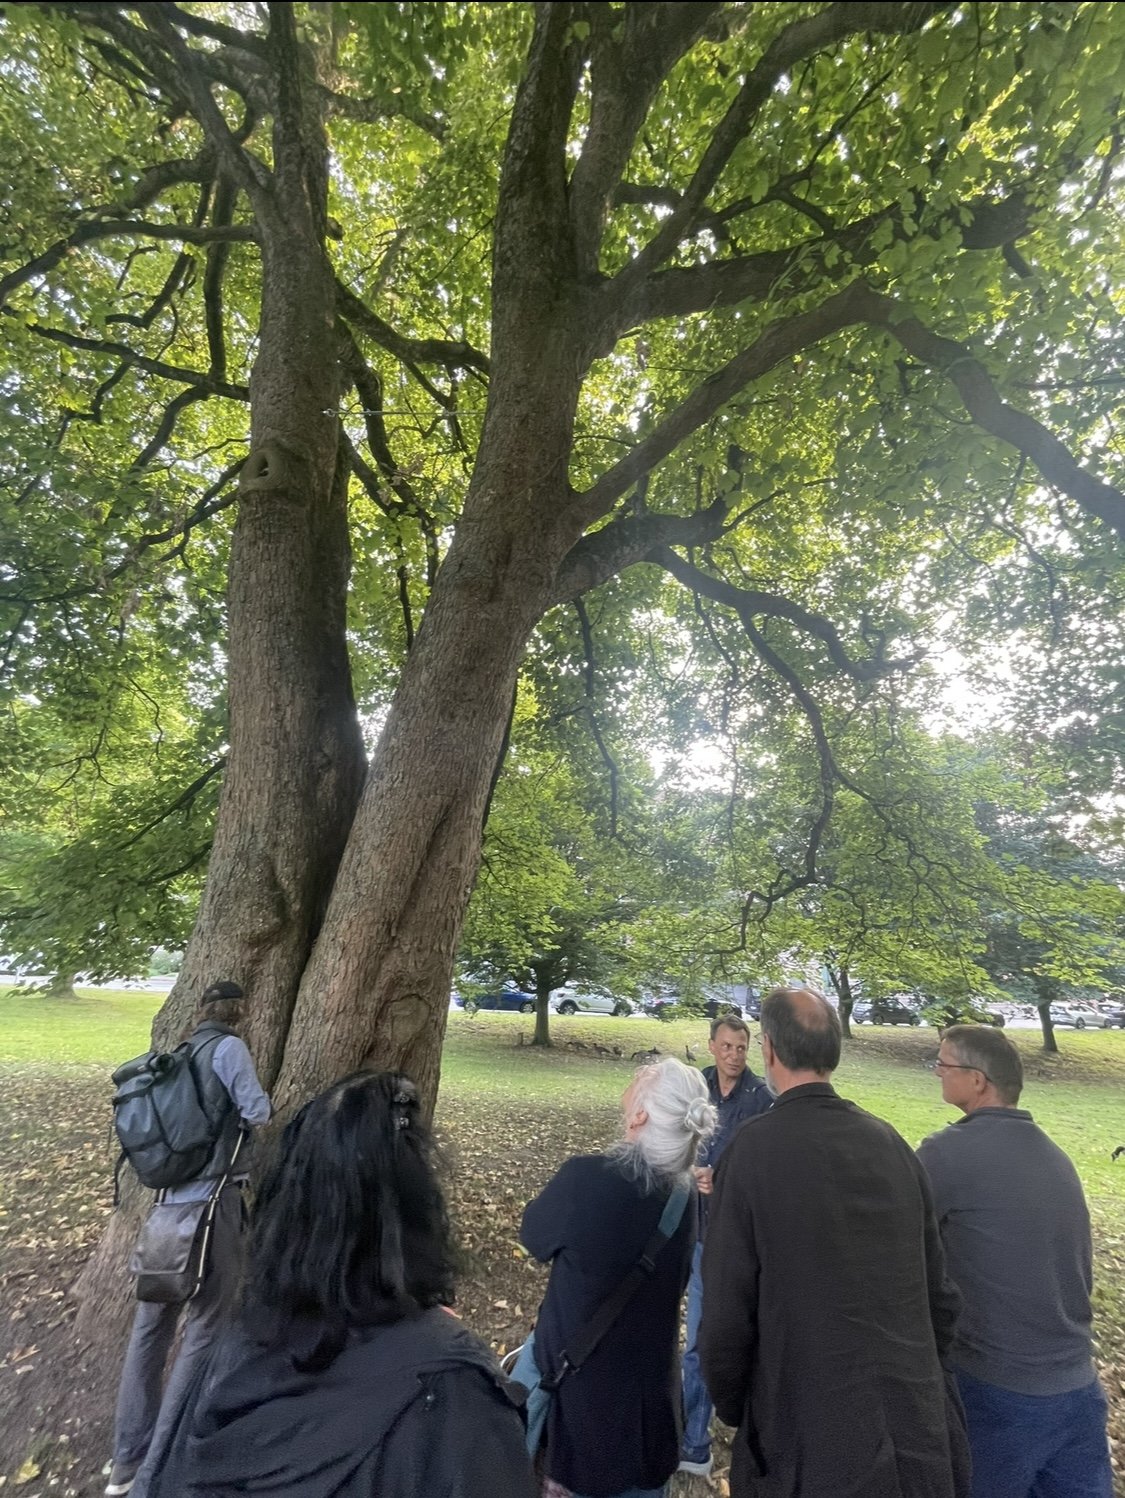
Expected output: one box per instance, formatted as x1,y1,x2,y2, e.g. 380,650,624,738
269,1,593,1115
270,405,584,1113
73,175,365,1336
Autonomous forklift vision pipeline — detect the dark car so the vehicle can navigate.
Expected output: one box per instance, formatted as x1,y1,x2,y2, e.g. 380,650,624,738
454,989,536,1014
1100,1005,1125,1030
853,996,922,1027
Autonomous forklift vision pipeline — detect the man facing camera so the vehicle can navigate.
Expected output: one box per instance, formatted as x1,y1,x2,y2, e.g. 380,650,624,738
918,1025,1112,1498
701,987,968,1498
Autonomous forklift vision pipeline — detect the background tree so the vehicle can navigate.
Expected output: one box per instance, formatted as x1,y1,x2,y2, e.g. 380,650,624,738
976,788,1125,1052
3,1,1125,1331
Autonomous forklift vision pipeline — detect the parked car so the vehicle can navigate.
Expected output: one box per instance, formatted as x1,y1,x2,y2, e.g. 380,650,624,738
852,996,922,1027
455,988,536,1014
1099,1004,1125,1029
1050,1004,1100,1030
550,986,635,1017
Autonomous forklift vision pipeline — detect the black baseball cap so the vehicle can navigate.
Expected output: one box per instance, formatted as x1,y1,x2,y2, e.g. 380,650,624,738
201,979,244,1003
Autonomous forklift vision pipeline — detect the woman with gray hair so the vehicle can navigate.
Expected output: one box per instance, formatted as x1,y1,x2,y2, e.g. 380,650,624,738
518,1058,717,1498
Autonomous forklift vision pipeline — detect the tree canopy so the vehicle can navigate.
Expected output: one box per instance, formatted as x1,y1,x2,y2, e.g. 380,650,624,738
2,1,1123,1107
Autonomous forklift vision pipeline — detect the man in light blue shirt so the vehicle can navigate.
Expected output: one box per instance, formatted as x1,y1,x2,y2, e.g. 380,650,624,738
105,981,270,1498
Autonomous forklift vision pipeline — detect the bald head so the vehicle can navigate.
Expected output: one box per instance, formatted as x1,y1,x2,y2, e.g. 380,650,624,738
760,987,841,1075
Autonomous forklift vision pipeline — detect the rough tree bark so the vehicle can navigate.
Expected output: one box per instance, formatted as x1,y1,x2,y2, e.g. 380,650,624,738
72,21,366,1332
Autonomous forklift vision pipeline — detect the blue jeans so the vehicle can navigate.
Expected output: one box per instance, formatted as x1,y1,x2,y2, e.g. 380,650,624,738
955,1368,1113,1498
680,1242,712,1463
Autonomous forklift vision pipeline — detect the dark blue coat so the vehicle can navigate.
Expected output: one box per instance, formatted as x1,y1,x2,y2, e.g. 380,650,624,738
521,1154,696,1497
697,1063,772,1233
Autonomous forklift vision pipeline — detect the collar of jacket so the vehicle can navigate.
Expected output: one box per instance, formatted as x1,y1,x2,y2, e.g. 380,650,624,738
770,1080,838,1107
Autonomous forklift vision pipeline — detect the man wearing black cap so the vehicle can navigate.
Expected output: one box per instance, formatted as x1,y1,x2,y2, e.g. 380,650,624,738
105,981,270,1498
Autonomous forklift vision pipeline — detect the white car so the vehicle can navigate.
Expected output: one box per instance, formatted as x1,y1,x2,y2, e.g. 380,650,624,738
1050,1005,1098,1029
550,987,635,1018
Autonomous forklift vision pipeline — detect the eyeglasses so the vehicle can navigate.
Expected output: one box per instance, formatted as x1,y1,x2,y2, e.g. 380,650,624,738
931,1058,993,1084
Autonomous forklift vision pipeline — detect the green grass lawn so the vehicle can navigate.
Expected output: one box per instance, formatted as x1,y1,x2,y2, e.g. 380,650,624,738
7,985,1119,1208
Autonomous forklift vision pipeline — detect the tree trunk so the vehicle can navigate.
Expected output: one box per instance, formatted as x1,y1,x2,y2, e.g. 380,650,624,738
42,971,78,1000
1037,1002,1059,1054
826,963,853,1039
533,975,553,1048
269,6,592,1117
270,455,583,1114
73,146,365,1334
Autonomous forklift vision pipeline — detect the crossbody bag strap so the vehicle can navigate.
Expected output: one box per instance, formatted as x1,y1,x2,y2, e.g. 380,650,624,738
541,1182,690,1391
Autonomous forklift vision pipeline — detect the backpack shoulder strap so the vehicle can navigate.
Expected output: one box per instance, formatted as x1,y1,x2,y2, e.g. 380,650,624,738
542,1182,690,1388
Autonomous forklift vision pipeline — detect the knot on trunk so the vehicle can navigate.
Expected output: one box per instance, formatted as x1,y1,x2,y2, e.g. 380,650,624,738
239,442,301,495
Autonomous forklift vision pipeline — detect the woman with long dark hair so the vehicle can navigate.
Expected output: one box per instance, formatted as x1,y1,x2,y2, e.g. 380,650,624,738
518,1057,717,1498
146,1070,536,1498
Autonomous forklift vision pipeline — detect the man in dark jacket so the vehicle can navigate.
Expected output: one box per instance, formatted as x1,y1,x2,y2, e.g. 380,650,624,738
106,981,270,1498
701,987,968,1498
680,1013,771,1477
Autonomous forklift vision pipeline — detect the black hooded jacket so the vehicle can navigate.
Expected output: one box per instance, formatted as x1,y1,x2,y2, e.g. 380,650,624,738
146,1307,537,1498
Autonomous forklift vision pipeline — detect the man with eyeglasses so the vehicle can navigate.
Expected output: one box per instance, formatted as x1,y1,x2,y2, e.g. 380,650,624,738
917,1025,1112,1498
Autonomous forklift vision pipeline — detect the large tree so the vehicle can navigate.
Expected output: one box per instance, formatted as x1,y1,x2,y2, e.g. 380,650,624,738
3,1,1124,1321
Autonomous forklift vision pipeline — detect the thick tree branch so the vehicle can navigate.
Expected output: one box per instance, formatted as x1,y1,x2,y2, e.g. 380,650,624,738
130,387,213,471
569,3,722,276
336,280,490,376
551,500,729,604
107,180,213,330
578,282,867,522
202,178,238,379
609,190,1030,336
318,84,445,142
852,285,1125,538
0,218,253,310
135,5,274,211
153,2,268,56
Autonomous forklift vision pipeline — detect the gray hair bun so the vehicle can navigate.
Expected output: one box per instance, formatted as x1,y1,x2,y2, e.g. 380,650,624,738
684,1096,714,1135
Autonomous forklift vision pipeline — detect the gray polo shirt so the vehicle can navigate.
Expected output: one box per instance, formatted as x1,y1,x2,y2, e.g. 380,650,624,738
917,1106,1095,1396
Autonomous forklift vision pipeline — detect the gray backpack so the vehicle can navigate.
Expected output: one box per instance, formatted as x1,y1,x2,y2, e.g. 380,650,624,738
112,1031,228,1192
